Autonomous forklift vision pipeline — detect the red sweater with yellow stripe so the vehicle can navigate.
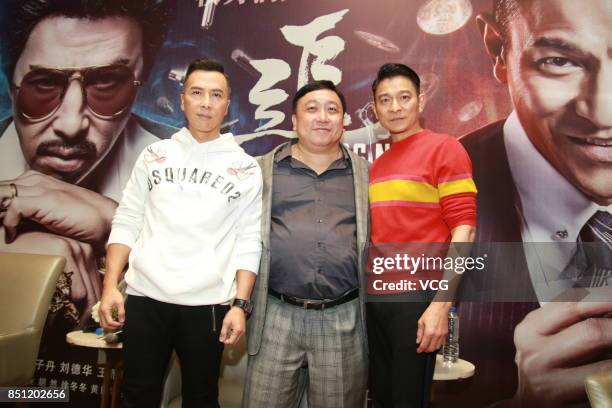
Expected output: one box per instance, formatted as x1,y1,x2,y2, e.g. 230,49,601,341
369,129,477,244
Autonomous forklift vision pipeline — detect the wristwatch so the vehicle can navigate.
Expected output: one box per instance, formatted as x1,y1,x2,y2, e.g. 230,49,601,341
231,298,253,317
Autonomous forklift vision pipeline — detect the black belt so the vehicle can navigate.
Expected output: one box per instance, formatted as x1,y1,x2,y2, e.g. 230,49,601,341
268,288,358,310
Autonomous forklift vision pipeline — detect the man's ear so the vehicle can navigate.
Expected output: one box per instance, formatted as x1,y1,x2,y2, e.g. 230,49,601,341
476,12,508,84
180,92,185,112
418,92,425,113
372,101,379,121
291,113,297,131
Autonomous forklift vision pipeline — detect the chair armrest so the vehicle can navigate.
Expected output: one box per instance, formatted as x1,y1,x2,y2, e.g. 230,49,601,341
0,329,40,386
585,370,612,408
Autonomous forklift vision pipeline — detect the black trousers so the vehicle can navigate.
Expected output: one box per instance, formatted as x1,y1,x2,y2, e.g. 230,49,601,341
121,295,229,408
367,300,437,408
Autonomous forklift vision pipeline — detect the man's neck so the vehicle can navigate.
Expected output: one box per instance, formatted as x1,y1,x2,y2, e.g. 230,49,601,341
189,126,220,143
292,142,342,175
390,125,424,143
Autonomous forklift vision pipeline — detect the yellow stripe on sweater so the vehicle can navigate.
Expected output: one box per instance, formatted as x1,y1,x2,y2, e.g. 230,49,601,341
369,180,439,203
438,178,477,198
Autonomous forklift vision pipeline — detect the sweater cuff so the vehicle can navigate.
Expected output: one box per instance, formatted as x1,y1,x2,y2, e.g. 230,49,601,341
236,251,261,275
107,228,136,250
447,217,477,231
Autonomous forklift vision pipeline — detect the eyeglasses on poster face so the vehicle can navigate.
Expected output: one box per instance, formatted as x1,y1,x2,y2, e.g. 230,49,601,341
13,64,141,121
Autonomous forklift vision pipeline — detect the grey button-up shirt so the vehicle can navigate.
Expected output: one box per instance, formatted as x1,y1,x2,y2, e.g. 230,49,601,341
268,142,359,300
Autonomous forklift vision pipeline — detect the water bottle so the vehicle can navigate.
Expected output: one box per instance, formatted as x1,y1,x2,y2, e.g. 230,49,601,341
442,306,459,365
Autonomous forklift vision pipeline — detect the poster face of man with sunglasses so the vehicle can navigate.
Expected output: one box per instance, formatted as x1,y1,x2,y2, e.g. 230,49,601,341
11,18,143,184
0,1,174,330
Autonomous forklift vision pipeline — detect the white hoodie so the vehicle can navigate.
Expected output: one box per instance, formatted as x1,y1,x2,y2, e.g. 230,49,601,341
107,127,263,305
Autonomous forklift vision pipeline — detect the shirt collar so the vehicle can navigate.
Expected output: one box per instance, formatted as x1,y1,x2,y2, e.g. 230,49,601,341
274,140,351,169
504,111,611,297
274,140,294,162
503,111,610,243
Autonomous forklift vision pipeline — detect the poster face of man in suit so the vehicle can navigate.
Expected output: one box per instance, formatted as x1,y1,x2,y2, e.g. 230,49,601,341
462,0,612,406
479,0,611,204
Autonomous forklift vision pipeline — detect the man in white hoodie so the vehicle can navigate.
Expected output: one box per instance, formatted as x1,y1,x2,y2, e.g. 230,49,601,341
99,58,262,408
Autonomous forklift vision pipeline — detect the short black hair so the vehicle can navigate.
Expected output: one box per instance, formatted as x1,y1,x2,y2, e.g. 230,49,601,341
182,57,231,94
372,63,421,96
292,80,347,113
493,0,522,40
3,0,176,81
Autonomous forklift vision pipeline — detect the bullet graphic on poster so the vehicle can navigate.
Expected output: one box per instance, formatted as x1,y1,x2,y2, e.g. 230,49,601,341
231,49,260,78
168,68,186,83
156,97,175,114
354,31,401,53
201,0,217,30
457,100,483,122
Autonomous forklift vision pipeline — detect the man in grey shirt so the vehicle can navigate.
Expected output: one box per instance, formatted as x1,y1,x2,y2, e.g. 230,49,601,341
243,80,369,408
267,142,359,300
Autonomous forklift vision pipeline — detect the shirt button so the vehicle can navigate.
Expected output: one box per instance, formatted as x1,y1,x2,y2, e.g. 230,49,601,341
317,242,323,247
317,219,323,223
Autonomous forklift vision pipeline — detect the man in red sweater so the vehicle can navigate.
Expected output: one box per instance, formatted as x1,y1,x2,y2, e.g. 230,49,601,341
367,63,477,407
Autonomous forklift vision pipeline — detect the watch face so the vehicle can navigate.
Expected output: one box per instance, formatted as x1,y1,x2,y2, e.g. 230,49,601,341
233,298,252,314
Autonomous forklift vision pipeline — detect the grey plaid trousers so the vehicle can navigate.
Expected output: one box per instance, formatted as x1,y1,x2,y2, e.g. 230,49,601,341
242,295,368,408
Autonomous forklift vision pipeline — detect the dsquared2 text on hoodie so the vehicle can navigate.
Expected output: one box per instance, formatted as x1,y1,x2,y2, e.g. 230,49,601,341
147,167,242,202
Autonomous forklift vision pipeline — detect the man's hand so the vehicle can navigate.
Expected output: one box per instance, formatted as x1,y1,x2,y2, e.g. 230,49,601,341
99,285,125,330
219,306,246,345
0,171,117,249
0,229,102,325
417,301,451,353
220,269,255,345
511,288,612,407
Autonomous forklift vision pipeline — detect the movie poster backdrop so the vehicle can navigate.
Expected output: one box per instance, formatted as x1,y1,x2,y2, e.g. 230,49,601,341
0,0,609,406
